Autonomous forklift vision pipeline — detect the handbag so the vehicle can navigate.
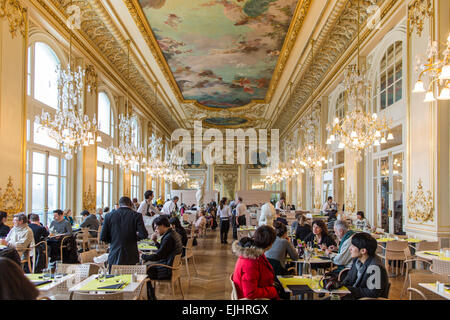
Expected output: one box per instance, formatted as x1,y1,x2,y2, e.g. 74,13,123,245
319,272,343,291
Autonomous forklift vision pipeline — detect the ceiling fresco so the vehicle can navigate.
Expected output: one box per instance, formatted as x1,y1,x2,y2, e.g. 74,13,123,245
137,0,299,109
204,117,248,126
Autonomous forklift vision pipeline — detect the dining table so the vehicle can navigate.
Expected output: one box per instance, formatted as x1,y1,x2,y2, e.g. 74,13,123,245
286,252,334,275
277,275,350,300
418,283,450,300
415,250,450,262
69,273,147,299
26,273,76,298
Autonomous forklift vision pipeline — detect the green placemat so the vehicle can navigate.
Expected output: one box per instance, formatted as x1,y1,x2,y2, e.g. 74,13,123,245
79,274,132,291
278,277,312,289
138,243,157,250
26,274,55,288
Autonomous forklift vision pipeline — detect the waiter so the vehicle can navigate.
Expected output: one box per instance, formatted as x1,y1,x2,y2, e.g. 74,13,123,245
275,197,286,210
235,197,248,227
321,196,336,214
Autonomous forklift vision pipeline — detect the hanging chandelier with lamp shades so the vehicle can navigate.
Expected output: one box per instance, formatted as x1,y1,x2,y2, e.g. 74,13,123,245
412,33,450,101
326,0,394,162
35,14,100,161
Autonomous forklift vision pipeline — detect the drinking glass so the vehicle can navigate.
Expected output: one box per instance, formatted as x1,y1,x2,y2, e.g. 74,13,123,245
43,268,51,281
54,260,63,281
98,267,106,282
302,262,312,278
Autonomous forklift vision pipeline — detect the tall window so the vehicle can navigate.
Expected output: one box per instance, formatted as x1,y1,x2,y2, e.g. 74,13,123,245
379,41,402,110
335,91,347,119
131,171,140,200
97,146,113,208
98,92,114,137
97,92,114,208
26,42,67,226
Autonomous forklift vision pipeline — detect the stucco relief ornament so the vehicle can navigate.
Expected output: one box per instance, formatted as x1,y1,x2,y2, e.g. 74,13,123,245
345,188,356,215
407,179,434,222
0,0,27,38
0,176,23,225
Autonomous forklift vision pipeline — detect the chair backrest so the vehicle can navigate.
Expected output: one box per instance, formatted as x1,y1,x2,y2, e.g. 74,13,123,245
97,226,102,242
385,241,409,260
416,241,439,251
408,272,449,300
230,274,238,300
430,259,450,275
190,225,195,237
171,254,183,279
79,249,100,263
110,264,147,275
439,237,450,249
71,291,124,300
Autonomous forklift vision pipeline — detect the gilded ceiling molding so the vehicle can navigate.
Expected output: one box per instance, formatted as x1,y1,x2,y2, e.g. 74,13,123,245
0,0,27,38
123,0,312,113
407,0,433,37
407,179,434,223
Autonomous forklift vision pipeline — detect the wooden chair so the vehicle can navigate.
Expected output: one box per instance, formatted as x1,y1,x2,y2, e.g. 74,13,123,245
37,296,52,300
229,274,250,300
148,253,184,299
358,297,390,300
59,235,72,263
184,238,198,281
111,264,147,275
56,263,99,293
430,259,450,275
414,241,439,252
438,237,450,249
76,229,89,252
407,273,449,300
338,268,351,282
134,278,151,300
401,247,432,298
70,291,124,300
377,240,409,277
79,249,101,264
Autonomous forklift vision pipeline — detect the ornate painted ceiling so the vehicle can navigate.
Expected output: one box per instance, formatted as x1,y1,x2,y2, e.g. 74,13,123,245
137,0,299,112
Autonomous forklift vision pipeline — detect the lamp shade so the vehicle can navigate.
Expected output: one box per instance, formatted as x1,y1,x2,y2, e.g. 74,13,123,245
413,80,426,93
437,86,450,100
424,91,436,102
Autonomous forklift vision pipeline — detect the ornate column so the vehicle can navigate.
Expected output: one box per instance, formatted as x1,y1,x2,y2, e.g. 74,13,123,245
0,0,27,223
405,0,450,239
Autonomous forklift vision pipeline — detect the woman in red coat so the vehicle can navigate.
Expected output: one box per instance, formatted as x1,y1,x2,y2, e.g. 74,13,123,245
232,225,279,300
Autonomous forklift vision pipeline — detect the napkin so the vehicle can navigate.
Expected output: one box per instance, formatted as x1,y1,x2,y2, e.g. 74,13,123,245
97,283,125,290
287,285,313,294
33,280,53,287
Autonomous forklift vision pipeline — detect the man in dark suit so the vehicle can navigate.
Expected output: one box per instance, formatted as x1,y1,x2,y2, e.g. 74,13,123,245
28,214,49,273
342,232,389,300
100,196,148,268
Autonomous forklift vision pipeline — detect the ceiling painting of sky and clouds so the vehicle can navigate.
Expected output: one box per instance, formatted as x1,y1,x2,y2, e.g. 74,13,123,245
138,0,299,109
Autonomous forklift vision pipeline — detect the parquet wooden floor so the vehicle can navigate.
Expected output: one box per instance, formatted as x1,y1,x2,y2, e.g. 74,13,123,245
155,228,408,300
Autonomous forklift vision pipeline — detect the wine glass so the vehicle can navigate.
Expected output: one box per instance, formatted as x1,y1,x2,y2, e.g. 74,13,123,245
98,267,106,283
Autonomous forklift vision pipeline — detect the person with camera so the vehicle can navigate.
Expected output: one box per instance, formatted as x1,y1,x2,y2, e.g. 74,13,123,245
341,232,389,300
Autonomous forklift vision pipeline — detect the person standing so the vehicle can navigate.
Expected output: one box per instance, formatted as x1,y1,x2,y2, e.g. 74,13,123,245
100,196,148,268
161,196,179,216
137,190,161,216
218,198,231,244
275,197,285,211
235,197,248,227
321,196,336,214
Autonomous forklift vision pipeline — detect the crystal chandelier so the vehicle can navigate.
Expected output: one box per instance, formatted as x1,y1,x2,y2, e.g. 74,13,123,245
326,0,394,162
412,33,450,101
295,99,331,171
35,20,100,160
108,113,146,170
107,40,146,170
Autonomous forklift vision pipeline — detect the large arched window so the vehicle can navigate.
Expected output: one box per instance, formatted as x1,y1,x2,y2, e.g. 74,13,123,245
97,91,115,208
26,41,67,226
98,92,114,137
379,41,402,110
